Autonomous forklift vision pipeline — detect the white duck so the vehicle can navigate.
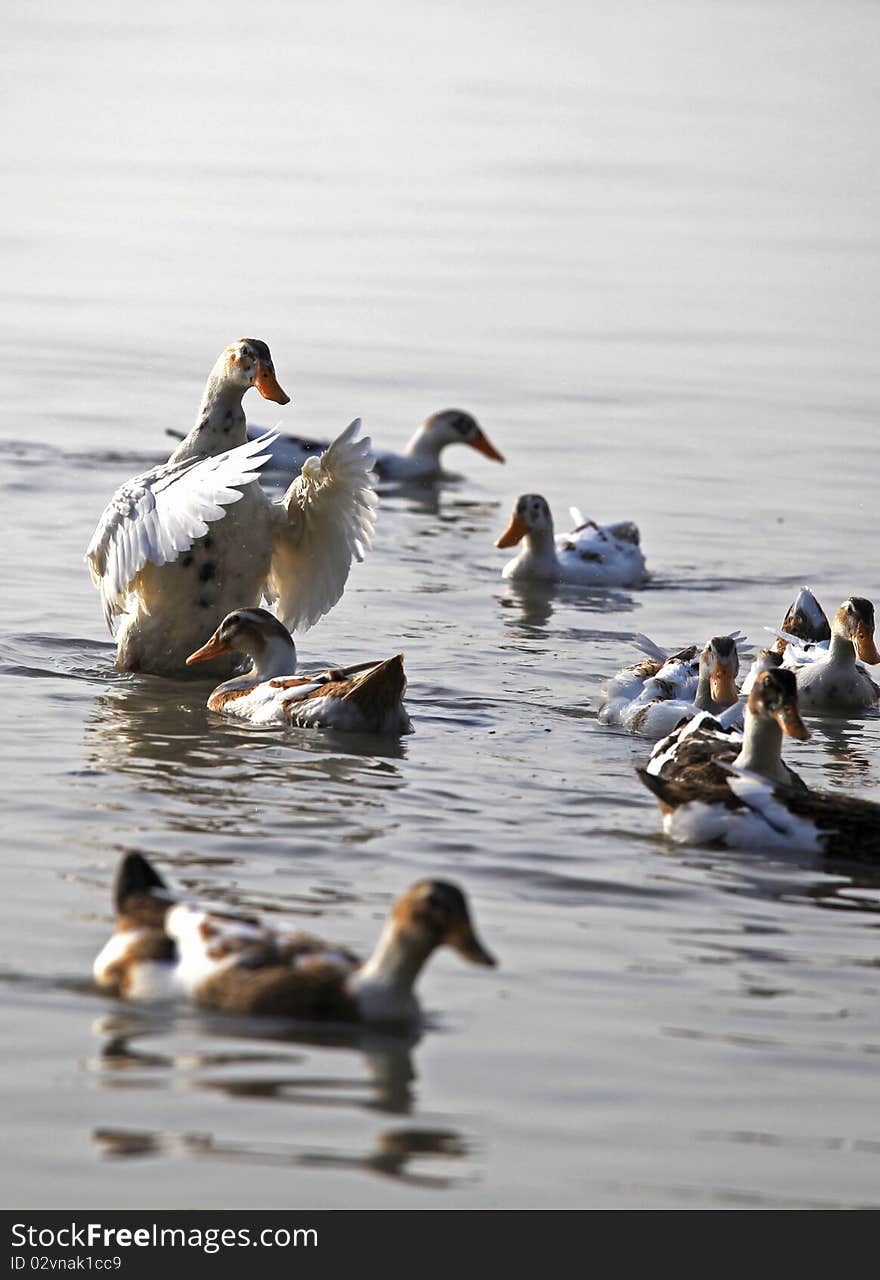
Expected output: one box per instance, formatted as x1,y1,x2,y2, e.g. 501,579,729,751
185,608,412,734
599,634,743,738
86,339,377,679
495,495,647,587
244,409,504,482
94,852,496,1024
773,596,880,713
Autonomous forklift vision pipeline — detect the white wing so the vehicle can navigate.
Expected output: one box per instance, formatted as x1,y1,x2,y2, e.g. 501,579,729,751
268,419,378,632
85,431,278,632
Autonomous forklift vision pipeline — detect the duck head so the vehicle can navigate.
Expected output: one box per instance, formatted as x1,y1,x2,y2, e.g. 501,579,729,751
777,587,830,650
390,880,496,968
217,338,290,404
748,668,811,740
701,635,740,707
411,410,504,463
832,597,880,664
186,608,297,677
496,494,554,548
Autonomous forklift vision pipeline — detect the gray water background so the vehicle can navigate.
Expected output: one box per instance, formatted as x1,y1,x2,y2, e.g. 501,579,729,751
2,0,880,1208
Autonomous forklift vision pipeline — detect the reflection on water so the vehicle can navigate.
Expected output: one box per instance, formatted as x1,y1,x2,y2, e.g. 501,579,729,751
93,1125,471,1190
89,1011,420,1115
5,0,880,1212
88,1011,472,1189
498,581,640,633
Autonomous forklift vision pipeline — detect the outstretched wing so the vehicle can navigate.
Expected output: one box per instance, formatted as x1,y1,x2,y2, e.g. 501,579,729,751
268,419,378,632
85,431,278,632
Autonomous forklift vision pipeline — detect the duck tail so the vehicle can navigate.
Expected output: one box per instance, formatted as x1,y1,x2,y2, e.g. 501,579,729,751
114,852,169,917
342,654,407,714
636,767,679,811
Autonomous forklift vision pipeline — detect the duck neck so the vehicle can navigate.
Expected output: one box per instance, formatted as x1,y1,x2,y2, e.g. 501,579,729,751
827,630,856,667
733,713,788,784
171,363,249,463
694,668,713,710
519,524,559,575
248,633,298,681
350,921,434,1001
213,634,297,695
403,422,443,460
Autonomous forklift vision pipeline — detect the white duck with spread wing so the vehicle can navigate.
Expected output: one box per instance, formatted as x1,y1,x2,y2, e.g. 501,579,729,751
495,494,647,587
85,339,378,678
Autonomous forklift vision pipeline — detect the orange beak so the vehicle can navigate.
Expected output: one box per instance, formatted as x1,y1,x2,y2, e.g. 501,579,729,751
495,514,528,548
855,622,880,665
185,632,231,666
774,701,811,741
709,662,739,708
469,428,504,463
255,362,290,405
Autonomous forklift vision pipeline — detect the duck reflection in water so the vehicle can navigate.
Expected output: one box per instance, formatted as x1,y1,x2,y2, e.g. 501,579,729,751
93,1123,471,1190
89,1015,472,1190
90,1010,420,1115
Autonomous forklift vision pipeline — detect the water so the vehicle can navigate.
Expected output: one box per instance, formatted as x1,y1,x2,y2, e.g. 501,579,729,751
2,0,880,1208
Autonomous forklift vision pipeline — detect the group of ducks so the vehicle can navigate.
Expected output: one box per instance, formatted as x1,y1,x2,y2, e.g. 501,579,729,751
83,336,878,1030
600,589,880,859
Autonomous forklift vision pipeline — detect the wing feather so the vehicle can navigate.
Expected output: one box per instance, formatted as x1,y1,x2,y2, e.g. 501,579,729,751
268,419,378,632
85,431,278,632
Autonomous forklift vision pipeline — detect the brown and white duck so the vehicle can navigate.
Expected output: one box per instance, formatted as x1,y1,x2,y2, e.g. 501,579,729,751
639,668,880,857
599,633,744,738
186,608,412,734
86,339,377,678
93,853,496,1024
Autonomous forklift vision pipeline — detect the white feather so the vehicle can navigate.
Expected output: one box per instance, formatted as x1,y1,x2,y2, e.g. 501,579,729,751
268,420,379,632
85,431,279,633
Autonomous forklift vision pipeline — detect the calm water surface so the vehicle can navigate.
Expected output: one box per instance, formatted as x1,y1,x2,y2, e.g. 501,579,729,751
2,0,880,1208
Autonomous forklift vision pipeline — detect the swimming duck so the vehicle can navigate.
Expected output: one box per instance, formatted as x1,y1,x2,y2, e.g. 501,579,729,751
241,409,504,482
599,634,743,738
777,597,880,713
639,671,880,857
86,339,377,679
185,608,412,734
636,668,880,854
93,853,496,1024
495,495,647,586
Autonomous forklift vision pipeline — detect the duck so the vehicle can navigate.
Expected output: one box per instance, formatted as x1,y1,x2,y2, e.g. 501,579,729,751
93,852,496,1024
239,409,504,482
599,634,744,738
636,668,880,855
774,586,831,652
774,596,880,713
185,607,412,734
85,339,377,679
495,495,647,586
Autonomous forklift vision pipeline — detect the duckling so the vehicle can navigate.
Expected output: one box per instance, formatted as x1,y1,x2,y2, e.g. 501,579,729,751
243,409,504,482
186,608,412,734
86,339,377,679
600,634,743,738
93,853,496,1024
784,597,880,713
495,494,647,587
